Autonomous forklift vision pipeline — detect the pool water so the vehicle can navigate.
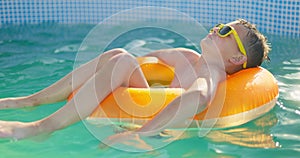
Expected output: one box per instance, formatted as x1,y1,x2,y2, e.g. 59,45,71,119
0,24,299,157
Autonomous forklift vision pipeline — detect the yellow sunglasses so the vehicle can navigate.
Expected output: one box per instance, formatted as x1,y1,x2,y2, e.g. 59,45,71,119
210,23,247,68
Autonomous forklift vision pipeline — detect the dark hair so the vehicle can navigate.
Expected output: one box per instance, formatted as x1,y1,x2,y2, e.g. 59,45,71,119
237,19,271,68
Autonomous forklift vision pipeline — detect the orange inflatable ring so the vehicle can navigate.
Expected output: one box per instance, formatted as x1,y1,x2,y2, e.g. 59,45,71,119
69,57,279,128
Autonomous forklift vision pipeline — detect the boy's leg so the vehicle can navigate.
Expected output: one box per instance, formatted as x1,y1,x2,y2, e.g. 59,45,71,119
0,48,129,109
0,53,148,140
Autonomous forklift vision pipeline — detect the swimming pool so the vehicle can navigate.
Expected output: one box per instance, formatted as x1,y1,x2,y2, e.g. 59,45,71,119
0,21,299,157
1,0,300,157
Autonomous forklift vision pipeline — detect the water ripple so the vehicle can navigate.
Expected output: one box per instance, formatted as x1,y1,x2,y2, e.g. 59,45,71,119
54,44,80,53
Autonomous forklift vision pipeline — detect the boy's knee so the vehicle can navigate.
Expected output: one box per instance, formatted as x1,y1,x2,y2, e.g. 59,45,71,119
110,53,136,66
108,48,128,54
99,48,128,59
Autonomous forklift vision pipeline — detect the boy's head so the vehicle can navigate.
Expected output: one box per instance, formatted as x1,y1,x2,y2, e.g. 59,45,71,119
201,19,271,74
236,19,271,68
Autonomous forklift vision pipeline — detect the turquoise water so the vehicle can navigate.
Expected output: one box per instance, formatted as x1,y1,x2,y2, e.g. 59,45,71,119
0,24,299,157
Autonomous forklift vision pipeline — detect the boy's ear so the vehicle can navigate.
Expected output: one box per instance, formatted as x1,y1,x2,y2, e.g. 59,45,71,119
229,54,247,65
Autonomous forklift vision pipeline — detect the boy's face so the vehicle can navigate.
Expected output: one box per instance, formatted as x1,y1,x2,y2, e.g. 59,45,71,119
200,21,248,69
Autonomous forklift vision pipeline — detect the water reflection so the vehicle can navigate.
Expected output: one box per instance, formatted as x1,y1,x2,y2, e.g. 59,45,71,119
205,112,279,148
164,111,279,149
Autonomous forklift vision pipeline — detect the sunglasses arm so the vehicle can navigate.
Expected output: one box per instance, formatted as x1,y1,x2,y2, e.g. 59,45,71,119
232,31,247,68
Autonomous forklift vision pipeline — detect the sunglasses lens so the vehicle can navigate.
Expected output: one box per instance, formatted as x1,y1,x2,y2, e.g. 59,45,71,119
219,26,232,36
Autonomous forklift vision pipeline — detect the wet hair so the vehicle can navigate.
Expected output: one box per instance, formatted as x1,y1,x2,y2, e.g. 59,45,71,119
236,19,271,68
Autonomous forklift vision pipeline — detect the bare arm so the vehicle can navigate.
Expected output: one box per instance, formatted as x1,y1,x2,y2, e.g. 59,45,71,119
103,77,211,149
136,77,209,136
101,77,211,149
